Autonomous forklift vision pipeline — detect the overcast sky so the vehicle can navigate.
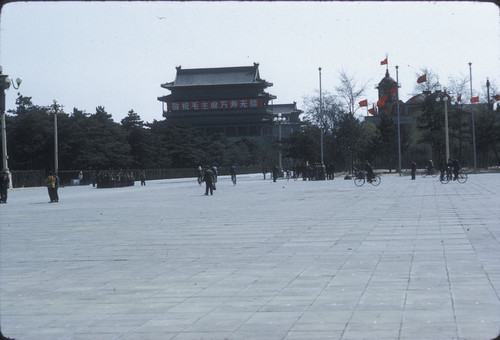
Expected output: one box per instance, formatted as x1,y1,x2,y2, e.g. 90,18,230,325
1,1,499,123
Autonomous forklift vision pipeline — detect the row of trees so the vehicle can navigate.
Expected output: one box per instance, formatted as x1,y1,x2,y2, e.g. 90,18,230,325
6,95,273,172
286,70,499,172
4,70,500,175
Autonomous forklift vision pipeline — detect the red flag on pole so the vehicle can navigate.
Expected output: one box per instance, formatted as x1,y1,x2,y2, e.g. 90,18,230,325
377,100,385,107
359,99,368,107
470,96,479,103
380,58,388,65
417,74,427,84
368,107,375,115
389,88,398,94
494,94,500,101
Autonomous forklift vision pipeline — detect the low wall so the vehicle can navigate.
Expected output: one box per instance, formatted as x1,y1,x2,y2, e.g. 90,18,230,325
10,166,263,188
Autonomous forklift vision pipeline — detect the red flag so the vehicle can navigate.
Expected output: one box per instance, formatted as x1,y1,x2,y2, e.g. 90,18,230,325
368,107,375,115
380,58,388,65
377,100,385,107
389,88,398,94
359,99,368,107
470,96,479,103
417,74,427,84
493,94,500,101
382,94,388,101
457,95,461,103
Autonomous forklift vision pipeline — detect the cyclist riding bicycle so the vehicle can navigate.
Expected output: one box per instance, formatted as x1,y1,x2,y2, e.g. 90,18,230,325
452,158,461,181
364,160,374,182
427,159,434,175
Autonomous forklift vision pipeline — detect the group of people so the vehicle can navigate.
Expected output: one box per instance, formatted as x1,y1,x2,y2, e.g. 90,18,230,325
94,171,136,188
440,158,461,181
410,158,461,181
197,164,238,195
269,163,334,182
198,165,219,195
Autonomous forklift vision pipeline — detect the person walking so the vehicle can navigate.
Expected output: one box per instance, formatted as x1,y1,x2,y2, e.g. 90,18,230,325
410,161,417,180
197,166,204,185
0,170,9,203
230,164,237,185
272,164,279,182
46,171,58,203
211,165,218,184
203,165,215,196
439,159,446,181
54,172,60,202
140,170,146,186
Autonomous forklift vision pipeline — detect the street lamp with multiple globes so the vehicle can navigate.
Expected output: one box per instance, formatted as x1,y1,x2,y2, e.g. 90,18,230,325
1,66,22,188
435,89,452,162
274,112,286,173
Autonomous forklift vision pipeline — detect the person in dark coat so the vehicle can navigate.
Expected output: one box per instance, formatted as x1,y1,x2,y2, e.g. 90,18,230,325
439,159,446,181
272,164,279,182
203,165,215,196
0,170,9,203
230,164,237,185
410,161,417,180
452,158,460,180
364,160,374,182
45,171,58,203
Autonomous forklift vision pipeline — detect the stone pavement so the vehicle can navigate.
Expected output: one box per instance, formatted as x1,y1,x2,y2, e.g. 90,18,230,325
0,172,499,340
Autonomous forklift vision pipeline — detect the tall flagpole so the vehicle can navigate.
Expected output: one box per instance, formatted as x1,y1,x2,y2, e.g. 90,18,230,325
469,62,477,173
396,65,401,176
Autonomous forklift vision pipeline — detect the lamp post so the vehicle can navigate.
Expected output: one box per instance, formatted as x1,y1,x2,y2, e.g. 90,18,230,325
469,62,477,173
274,112,286,173
436,91,451,162
318,67,324,165
395,65,401,176
1,66,22,189
48,100,61,174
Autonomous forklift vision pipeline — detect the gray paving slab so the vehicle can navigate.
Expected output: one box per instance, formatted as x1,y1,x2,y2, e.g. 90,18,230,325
1,172,499,340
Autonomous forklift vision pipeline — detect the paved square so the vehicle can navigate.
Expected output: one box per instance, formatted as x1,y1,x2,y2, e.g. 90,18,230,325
1,172,499,339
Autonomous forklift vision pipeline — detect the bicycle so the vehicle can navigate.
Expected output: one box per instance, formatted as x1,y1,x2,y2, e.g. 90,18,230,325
440,168,468,184
421,167,438,178
353,170,381,187
456,171,468,184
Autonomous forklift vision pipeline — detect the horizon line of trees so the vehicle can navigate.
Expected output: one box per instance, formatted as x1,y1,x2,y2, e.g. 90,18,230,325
3,68,500,175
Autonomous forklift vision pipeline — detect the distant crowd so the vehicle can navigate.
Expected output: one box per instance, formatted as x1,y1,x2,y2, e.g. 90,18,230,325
267,163,335,181
94,171,136,188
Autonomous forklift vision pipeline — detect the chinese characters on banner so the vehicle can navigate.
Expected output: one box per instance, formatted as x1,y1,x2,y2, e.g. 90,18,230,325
167,98,263,112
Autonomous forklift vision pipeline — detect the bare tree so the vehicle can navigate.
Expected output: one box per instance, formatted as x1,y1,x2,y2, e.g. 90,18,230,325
447,75,469,103
413,68,440,95
334,70,368,116
302,90,343,133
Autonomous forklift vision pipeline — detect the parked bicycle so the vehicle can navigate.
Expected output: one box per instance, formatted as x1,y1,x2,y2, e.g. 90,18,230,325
421,167,438,178
353,170,381,187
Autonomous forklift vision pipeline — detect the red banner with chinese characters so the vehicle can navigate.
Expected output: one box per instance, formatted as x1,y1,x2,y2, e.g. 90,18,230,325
167,98,264,112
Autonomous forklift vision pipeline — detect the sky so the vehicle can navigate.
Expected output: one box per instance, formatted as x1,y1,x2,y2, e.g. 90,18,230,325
0,1,499,123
